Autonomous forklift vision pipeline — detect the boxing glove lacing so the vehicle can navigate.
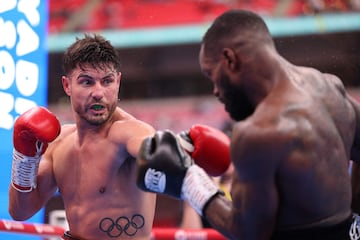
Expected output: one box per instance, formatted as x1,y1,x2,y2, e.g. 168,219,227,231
11,140,43,192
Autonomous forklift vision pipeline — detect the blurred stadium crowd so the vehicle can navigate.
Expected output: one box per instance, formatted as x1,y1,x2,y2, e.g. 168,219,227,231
49,0,360,33
47,0,360,132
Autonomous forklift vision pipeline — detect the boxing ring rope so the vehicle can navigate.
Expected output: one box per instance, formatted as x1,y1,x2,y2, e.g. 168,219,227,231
0,219,64,236
152,228,226,240
0,219,227,239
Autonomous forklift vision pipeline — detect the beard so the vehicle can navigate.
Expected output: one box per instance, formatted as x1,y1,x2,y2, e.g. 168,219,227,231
219,71,255,121
77,101,117,126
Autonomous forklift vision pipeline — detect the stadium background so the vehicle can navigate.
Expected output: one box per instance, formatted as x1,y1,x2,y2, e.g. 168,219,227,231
1,0,360,239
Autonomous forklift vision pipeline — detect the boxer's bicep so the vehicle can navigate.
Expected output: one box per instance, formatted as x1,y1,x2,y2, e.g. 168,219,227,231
209,126,279,239
36,156,59,204
125,120,155,158
111,119,155,158
235,144,278,239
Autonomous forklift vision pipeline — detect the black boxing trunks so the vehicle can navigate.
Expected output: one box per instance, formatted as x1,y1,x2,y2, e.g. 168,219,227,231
271,214,355,240
62,231,81,240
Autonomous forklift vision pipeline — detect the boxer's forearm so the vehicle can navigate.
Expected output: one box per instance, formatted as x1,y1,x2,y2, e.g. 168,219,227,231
9,160,58,221
8,186,45,220
203,195,235,239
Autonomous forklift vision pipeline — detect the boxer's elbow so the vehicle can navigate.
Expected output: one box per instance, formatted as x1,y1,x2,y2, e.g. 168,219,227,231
8,189,36,221
8,201,34,221
9,206,31,221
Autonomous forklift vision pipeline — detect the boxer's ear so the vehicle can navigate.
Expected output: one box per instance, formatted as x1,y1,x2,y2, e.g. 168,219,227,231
117,71,122,84
62,76,71,96
221,48,240,73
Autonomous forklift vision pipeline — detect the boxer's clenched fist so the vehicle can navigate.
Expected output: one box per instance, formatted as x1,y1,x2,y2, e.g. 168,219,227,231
12,106,61,192
136,130,222,215
178,124,231,176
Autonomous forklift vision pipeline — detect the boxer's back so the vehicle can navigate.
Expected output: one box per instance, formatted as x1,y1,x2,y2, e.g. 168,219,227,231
233,66,354,229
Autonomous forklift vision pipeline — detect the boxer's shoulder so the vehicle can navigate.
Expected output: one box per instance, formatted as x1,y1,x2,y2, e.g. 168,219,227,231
110,112,154,142
112,115,154,133
46,124,75,150
113,107,135,120
231,116,296,167
60,123,76,134
52,124,76,143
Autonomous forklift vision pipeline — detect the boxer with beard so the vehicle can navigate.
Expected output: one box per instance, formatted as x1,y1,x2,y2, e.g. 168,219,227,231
136,9,360,240
8,34,157,240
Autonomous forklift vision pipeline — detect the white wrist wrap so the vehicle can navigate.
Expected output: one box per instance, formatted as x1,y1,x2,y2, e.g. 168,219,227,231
181,164,220,216
11,141,43,193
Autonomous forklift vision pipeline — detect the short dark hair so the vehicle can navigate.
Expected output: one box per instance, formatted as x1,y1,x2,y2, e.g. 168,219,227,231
62,34,121,75
202,10,273,57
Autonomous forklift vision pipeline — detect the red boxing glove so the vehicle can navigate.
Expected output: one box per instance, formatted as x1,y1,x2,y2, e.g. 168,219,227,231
178,124,231,176
12,106,61,192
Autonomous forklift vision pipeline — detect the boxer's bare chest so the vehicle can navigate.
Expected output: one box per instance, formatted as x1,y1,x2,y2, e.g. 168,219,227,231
53,134,131,199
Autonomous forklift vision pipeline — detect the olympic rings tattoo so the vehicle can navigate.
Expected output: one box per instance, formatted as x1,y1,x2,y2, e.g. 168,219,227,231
99,214,145,238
